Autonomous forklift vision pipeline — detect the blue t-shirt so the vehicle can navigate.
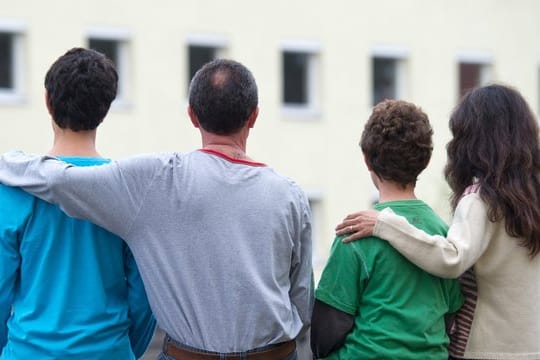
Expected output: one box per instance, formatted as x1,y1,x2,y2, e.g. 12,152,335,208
0,157,155,359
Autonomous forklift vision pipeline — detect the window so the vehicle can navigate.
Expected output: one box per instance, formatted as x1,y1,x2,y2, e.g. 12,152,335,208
188,45,218,84
281,41,321,116
371,46,408,106
0,32,14,90
87,29,131,107
186,35,228,93
457,52,492,100
458,62,491,98
372,57,399,105
283,51,310,105
0,21,24,103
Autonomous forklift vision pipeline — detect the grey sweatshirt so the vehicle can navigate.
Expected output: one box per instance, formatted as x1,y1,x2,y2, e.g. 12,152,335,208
0,149,313,354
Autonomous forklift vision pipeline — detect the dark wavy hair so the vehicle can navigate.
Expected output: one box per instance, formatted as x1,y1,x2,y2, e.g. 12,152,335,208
45,47,118,131
445,84,540,257
188,59,258,135
360,99,433,188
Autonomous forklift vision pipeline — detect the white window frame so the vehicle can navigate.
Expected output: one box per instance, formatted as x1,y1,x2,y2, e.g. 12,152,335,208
371,45,409,106
538,62,540,120
86,27,132,109
0,19,26,105
280,40,321,118
304,188,325,271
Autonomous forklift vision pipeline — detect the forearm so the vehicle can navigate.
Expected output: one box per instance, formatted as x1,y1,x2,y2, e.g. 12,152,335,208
374,194,491,278
311,300,354,358
0,151,159,237
125,247,156,357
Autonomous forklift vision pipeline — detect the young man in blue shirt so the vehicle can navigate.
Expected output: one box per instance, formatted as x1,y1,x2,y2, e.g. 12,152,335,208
0,48,155,359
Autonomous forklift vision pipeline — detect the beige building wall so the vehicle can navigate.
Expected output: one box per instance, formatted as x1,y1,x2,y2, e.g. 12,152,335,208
1,0,540,274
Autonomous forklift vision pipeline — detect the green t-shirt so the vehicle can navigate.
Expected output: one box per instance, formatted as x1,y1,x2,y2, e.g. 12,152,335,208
316,200,464,360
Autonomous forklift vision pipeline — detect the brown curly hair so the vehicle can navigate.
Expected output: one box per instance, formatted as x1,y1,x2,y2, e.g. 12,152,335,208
445,84,540,257
360,99,433,188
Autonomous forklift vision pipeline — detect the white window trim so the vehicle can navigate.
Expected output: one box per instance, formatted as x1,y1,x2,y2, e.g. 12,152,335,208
87,27,132,110
186,34,229,49
371,44,409,59
280,40,322,118
0,19,26,105
304,188,325,269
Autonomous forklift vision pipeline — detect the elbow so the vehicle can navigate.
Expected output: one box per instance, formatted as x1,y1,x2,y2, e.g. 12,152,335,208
426,257,468,279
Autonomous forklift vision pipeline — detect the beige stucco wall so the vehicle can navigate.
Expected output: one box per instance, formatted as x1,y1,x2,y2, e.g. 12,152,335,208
1,0,540,273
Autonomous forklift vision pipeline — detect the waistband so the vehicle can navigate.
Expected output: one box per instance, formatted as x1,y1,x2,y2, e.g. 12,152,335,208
163,335,296,360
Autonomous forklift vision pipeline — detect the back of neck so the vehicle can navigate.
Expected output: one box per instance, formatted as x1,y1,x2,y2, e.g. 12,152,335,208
48,128,100,157
377,183,417,203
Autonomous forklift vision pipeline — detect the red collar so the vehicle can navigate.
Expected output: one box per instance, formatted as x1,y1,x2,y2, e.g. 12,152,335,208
198,149,267,167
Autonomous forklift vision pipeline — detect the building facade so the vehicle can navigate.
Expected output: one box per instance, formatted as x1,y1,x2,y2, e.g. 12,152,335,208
1,0,540,272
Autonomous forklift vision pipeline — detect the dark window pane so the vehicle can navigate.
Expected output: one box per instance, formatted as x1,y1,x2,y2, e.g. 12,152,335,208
89,39,119,66
459,63,481,98
373,57,397,105
0,32,14,89
189,45,215,82
283,52,308,105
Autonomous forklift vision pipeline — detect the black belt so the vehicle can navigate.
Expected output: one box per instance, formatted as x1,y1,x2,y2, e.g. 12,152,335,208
163,337,295,360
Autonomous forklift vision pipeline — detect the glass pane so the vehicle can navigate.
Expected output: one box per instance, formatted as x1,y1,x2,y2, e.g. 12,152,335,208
0,32,14,89
188,45,215,82
89,39,119,66
373,57,397,105
283,52,308,105
459,63,481,98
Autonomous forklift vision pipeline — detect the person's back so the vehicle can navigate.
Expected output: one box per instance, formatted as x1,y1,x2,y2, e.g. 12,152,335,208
311,99,463,359
0,159,152,359
0,48,155,359
316,200,461,359
446,187,540,358
104,149,312,353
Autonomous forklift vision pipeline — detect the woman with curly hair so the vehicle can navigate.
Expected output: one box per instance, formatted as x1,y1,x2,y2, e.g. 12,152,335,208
336,84,540,359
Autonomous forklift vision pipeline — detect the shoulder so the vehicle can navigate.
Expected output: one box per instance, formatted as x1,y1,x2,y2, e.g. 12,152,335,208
462,183,480,197
0,183,33,203
0,184,34,225
113,152,180,175
332,234,388,260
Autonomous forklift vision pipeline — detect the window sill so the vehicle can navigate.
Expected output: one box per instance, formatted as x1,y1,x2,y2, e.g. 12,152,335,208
0,92,26,106
281,105,321,120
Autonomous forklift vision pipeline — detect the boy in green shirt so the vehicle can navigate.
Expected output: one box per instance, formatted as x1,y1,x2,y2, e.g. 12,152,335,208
311,99,463,359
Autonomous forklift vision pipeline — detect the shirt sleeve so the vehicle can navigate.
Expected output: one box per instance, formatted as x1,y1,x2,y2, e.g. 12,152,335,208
311,299,354,358
0,151,166,239
289,191,315,342
312,236,367,358
315,236,366,316
123,245,156,358
373,193,493,278
0,186,30,349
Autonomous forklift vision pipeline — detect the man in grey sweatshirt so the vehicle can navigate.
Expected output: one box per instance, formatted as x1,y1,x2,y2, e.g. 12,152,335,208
0,59,313,360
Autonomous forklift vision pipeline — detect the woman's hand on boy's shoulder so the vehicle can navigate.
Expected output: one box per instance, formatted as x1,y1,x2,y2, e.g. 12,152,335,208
335,210,380,243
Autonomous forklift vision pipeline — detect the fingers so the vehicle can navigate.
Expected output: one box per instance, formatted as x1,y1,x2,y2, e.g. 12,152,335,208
335,218,358,232
341,230,370,243
334,210,380,241
343,212,362,220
